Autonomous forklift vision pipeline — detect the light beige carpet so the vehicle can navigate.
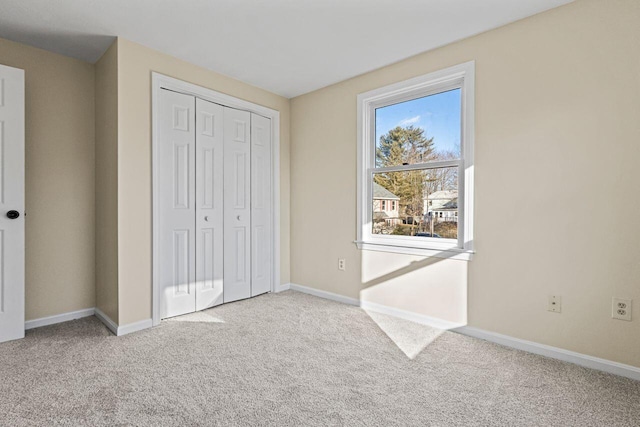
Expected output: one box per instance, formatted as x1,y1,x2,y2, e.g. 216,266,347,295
1,290,639,426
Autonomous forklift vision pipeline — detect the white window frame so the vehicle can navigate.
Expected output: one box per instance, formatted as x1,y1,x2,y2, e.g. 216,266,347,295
355,61,475,260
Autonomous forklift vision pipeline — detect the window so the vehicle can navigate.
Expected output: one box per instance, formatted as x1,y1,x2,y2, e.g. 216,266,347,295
356,62,474,259
381,200,386,211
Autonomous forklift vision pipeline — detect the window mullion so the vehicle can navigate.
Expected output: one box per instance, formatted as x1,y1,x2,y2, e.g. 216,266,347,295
372,159,461,174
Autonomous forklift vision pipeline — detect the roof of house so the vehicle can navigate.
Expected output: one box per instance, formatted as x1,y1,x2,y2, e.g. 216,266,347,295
373,182,400,200
426,190,458,200
443,198,458,209
433,198,458,211
373,211,390,220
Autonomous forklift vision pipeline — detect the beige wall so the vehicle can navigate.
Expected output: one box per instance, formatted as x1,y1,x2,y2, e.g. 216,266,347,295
0,38,96,320
116,38,291,325
95,40,119,322
360,252,468,325
290,0,640,367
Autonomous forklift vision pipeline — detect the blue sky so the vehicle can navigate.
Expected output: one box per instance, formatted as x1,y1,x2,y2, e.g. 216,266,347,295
375,88,461,156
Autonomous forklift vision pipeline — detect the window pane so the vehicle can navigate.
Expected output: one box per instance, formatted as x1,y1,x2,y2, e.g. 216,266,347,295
375,89,461,167
372,167,458,239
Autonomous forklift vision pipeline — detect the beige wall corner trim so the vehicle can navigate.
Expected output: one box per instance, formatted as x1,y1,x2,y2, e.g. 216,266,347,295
25,308,96,330
152,72,282,327
360,300,465,330
455,326,640,382
94,307,118,335
275,283,291,293
289,283,360,306
95,307,152,336
117,319,153,336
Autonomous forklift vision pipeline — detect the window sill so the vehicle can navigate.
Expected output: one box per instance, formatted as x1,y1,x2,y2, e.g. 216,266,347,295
354,240,474,261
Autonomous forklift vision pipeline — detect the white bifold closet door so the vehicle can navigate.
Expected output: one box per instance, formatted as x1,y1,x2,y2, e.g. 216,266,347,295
250,114,272,297
195,98,224,310
158,88,271,319
158,90,197,318
222,108,251,303
158,91,226,317
223,110,272,302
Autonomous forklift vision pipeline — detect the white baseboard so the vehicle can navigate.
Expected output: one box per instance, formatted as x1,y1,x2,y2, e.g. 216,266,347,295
25,308,95,330
455,326,640,382
289,283,359,306
288,282,640,381
117,319,153,336
289,283,461,329
94,307,118,335
360,300,465,330
94,307,152,336
274,282,291,293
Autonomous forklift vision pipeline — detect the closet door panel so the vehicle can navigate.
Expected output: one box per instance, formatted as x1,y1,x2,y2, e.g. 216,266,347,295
251,114,272,296
223,108,251,302
158,89,196,318
195,98,224,310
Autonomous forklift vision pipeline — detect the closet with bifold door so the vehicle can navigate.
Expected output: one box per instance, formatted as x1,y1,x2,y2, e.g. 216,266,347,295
158,88,272,319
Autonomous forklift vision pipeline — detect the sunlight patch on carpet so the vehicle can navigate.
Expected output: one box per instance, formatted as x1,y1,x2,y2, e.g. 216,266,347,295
364,310,444,359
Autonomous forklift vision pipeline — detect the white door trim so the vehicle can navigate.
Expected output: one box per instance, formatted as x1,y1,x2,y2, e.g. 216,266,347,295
151,73,281,327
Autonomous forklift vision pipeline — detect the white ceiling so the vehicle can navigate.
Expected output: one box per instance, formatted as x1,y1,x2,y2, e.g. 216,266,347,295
0,0,573,98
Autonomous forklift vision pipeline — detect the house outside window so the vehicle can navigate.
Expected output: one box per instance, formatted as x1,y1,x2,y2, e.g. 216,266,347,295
372,182,401,232
425,190,458,223
356,62,475,259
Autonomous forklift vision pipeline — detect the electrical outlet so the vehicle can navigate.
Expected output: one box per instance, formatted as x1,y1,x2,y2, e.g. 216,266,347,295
338,258,346,271
548,295,561,313
612,298,632,321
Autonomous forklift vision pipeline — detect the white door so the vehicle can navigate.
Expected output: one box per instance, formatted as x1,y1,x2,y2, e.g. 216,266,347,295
158,89,196,318
251,114,272,297
0,64,25,343
195,98,224,310
223,107,251,303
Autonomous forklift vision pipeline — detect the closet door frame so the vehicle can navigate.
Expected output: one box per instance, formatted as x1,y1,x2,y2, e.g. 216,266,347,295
151,73,282,327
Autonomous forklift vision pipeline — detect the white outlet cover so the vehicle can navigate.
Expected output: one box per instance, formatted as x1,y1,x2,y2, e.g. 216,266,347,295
612,298,632,321
548,295,562,313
